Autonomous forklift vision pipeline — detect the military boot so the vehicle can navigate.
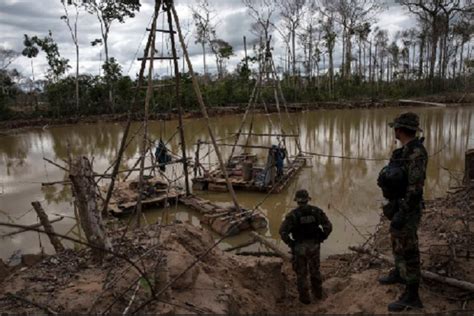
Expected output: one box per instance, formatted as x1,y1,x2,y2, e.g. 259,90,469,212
388,283,423,312
299,291,311,305
378,268,405,285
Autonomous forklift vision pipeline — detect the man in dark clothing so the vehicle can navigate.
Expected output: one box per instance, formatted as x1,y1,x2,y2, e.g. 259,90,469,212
377,112,428,312
279,189,333,304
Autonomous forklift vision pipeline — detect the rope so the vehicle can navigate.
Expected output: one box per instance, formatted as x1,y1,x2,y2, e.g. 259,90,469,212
127,15,154,75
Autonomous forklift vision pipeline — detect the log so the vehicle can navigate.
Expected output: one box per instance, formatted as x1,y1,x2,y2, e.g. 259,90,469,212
250,231,291,260
349,246,474,292
464,149,474,185
31,201,64,253
224,239,257,252
69,156,112,260
399,99,447,108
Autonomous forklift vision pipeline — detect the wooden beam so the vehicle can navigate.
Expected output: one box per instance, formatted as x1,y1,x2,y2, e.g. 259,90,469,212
137,56,179,61
146,28,176,34
350,246,474,292
233,132,299,137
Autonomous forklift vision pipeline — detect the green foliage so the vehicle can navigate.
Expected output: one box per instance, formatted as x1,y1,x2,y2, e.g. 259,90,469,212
23,31,70,82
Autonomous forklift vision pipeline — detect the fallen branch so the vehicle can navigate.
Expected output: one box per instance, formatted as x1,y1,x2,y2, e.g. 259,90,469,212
349,246,474,292
1,216,64,238
6,292,58,315
31,201,65,253
250,231,291,260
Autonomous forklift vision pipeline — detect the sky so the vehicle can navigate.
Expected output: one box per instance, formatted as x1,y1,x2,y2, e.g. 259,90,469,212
0,0,417,81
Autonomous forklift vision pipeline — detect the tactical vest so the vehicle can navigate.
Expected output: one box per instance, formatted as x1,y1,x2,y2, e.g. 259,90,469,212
291,205,323,242
377,147,408,200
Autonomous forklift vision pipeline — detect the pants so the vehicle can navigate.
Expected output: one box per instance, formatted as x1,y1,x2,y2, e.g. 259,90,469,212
390,213,421,285
292,240,322,299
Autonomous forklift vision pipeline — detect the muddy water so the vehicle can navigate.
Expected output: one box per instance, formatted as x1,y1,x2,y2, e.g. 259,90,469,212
0,106,472,260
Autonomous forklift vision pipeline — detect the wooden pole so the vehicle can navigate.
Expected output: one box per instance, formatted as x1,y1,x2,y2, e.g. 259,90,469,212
135,1,161,227
70,156,112,260
101,1,161,215
31,201,65,253
170,3,242,212
350,246,474,292
166,4,190,196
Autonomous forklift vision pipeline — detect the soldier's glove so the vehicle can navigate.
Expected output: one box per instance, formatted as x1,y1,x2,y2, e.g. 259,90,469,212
382,200,398,220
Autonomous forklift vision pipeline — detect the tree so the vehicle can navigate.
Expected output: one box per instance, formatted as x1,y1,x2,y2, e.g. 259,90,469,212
84,0,140,108
278,0,307,76
21,34,39,107
209,39,234,79
29,31,70,82
319,0,380,80
191,0,216,76
320,14,337,94
61,0,81,111
399,0,465,83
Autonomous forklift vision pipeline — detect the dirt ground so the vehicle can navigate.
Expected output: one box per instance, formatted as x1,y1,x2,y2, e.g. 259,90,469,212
0,186,472,314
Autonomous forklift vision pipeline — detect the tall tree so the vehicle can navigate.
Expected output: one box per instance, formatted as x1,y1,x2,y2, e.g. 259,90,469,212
84,0,140,108
61,0,81,112
278,0,307,76
209,39,233,79
399,0,463,83
320,14,337,94
190,0,216,76
320,0,379,80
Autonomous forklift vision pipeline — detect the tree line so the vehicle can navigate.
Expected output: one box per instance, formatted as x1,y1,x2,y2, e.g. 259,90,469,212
0,0,473,120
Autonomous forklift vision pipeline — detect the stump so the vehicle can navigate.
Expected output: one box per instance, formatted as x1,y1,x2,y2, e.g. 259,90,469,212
464,149,474,185
69,156,112,260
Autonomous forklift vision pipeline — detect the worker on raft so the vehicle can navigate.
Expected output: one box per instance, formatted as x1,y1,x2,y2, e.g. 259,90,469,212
279,189,333,304
263,145,286,187
155,139,172,172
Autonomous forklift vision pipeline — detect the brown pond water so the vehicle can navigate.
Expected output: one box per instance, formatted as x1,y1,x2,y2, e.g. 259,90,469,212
0,106,473,261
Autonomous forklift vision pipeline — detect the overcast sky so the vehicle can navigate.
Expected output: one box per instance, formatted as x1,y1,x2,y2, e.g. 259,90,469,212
0,0,417,80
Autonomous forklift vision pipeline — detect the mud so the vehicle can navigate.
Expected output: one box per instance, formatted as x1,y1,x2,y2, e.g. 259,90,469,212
0,184,473,314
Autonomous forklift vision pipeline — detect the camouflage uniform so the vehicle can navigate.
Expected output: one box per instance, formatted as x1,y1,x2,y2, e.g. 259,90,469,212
279,193,332,304
378,112,428,312
389,137,428,284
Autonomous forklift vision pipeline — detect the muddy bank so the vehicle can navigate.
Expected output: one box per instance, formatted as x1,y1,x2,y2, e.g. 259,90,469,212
0,184,472,314
0,97,459,135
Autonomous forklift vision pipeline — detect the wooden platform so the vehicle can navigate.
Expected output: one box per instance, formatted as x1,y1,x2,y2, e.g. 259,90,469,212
179,195,268,236
99,177,183,217
192,157,306,194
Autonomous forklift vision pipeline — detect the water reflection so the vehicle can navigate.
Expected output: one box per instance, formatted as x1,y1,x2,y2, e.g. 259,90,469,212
0,106,472,259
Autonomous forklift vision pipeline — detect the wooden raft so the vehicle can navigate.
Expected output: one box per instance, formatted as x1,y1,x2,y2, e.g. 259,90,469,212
179,195,268,236
99,177,183,217
192,157,306,194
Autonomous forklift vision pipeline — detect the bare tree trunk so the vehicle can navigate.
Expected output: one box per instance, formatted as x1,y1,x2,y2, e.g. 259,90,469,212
418,38,424,79
70,156,112,260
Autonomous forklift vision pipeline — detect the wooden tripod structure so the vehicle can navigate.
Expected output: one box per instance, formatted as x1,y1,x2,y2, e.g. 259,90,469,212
101,0,243,222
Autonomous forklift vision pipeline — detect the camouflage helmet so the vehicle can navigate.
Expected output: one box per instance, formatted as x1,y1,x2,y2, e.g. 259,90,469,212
294,189,311,203
388,112,422,132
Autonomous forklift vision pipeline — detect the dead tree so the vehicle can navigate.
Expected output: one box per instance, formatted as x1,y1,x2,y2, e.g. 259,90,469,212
69,156,112,260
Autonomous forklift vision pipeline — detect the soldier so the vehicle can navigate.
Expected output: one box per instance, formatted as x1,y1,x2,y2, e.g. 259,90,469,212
279,189,333,304
377,112,428,312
